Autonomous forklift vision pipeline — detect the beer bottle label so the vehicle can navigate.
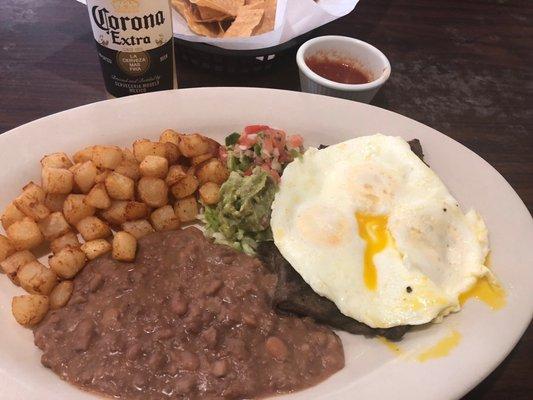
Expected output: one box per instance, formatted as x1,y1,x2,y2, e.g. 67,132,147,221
87,0,174,97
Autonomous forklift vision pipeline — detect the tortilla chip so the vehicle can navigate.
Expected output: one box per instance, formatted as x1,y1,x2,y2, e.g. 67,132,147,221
223,6,264,38
245,0,265,7
172,0,223,37
253,0,276,35
190,0,245,17
196,5,232,22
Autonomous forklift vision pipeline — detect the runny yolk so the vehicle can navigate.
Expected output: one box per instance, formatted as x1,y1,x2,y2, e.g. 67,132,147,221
417,331,462,362
459,251,506,310
459,276,506,310
356,213,390,291
379,337,403,354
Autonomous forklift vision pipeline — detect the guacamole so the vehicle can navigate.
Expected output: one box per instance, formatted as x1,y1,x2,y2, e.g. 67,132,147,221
202,167,276,254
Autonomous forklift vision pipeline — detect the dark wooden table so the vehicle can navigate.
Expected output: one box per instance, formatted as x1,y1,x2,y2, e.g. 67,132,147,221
0,0,531,398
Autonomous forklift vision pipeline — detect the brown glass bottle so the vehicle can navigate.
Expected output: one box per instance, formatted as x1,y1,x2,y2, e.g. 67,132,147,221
87,0,177,98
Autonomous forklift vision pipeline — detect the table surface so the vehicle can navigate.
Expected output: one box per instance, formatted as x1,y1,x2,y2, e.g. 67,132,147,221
0,0,531,399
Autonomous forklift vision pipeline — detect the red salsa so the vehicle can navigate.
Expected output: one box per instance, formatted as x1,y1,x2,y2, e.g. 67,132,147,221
305,55,371,84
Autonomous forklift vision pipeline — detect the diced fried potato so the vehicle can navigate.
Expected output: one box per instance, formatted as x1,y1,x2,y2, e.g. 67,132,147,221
22,182,46,203
140,155,169,178
0,250,36,285
68,163,80,174
49,246,86,279
44,193,67,213
174,196,199,223
41,152,73,169
86,183,112,209
73,161,97,193
37,212,70,241
178,133,211,157
6,217,44,250
42,167,74,194
122,219,154,239
150,205,180,231
1,202,26,230
191,153,213,166
73,146,97,163
122,148,136,163
49,281,74,309
63,194,95,225
112,231,137,262
133,139,167,162
81,239,112,260
195,158,229,185
12,294,49,326
165,165,187,186
105,172,135,200
100,201,149,225
198,182,221,205
50,231,80,254
92,145,123,169
205,137,220,155
14,183,50,221
17,260,58,295
159,129,182,146
170,173,199,199
76,216,111,241
114,160,141,181
0,235,15,263
163,142,180,164
94,169,110,184
137,177,168,207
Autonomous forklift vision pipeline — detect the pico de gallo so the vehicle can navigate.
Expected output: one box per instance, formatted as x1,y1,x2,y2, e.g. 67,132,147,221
200,125,305,254
220,125,304,182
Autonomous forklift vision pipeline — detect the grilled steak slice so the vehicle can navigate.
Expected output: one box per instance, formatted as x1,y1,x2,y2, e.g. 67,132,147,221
408,139,425,162
257,242,409,341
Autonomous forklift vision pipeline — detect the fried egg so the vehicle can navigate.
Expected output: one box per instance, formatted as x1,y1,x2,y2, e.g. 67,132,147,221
271,134,489,328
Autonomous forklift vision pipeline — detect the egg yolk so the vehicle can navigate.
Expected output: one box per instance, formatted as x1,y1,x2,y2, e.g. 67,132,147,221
417,331,462,362
356,213,390,291
379,337,403,354
459,276,506,310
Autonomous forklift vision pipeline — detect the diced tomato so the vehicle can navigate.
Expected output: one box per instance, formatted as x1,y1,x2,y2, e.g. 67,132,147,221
238,133,258,149
278,152,289,163
260,164,280,183
262,136,274,154
288,134,303,148
267,129,286,150
244,125,270,135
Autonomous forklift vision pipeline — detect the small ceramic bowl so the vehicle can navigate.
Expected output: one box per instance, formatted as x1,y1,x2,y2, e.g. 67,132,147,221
296,36,391,103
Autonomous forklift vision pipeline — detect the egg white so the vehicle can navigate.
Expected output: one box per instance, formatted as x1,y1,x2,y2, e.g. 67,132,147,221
271,134,489,328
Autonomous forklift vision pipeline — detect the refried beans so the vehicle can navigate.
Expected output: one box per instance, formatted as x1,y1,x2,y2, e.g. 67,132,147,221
34,228,344,399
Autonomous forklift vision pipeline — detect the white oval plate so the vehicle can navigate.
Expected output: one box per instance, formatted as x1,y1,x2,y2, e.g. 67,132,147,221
0,88,531,400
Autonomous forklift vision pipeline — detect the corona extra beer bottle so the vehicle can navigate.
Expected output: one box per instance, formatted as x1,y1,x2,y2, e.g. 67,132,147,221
87,0,177,98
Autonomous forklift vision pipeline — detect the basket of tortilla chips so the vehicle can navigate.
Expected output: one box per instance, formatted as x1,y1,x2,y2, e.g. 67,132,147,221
171,0,293,73
171,0,277,38
173,0,308,73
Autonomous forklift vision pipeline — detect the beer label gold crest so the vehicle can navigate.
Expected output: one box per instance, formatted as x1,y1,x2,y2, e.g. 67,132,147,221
112,0,140,13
